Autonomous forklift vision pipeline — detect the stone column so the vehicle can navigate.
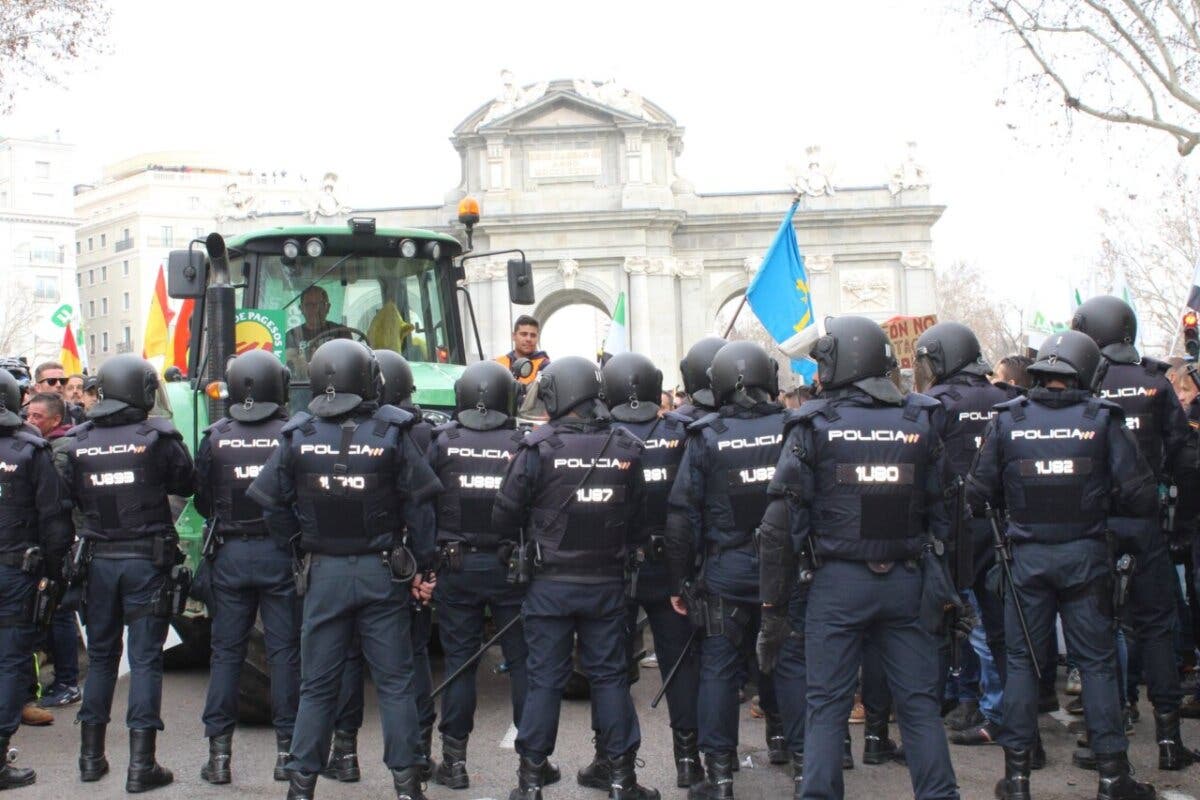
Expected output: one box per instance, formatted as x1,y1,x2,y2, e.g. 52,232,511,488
623,256,652,358
900,251,936,316
674,258,705,388
465,257,510,362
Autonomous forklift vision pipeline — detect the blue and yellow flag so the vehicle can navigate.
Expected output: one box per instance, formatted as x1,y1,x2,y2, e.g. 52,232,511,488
747,201,820,366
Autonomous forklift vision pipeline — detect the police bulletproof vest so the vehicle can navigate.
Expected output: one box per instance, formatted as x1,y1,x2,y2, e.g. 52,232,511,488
206,416,285,536
0,430,47,545
286,406,413,555
996,396,1113,543
1097,360,1169,477
618,415,687,533
696,410,785,548
71,418,177,541
433,422,524,548
524,422,642,572
801,395,938,562
928,379,1018,477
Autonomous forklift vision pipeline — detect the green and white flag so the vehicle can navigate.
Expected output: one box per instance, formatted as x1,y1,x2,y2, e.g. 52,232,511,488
602,292,628,359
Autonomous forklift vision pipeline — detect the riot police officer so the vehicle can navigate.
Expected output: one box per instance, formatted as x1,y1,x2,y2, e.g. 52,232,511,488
195,350,299,785
327,348,439,783
915,321,1022,745
665,340,788,800
428,360,536,789
493,356,656,800
968,330,1157,800
573,352,701,790
1072,295,1200,770
674,337,726,422
56,353,195,792
0,368,71,790
247,339,442,800
758,317,959,800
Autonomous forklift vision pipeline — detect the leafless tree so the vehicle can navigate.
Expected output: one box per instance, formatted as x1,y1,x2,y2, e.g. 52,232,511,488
0,284,40,355
978,1,1200,155
934,260,1024,362
0,0,109,112
1093,167,1199,354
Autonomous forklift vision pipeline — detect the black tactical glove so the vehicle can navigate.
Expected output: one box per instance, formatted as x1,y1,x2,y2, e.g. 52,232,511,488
756,607,792,675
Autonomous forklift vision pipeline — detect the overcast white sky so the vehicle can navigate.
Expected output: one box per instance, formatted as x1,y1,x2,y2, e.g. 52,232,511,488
4,0,1190,330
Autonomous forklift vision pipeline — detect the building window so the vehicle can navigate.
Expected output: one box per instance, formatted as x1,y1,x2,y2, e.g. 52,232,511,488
34,161,50,179
87,237,93,251
160,226,172,246
87,269,94,286
123,291,130,311
75,241,81,255
75,273,81,288
101,297,108,315
122,227,129,240
100,265,107,282
101,332,109,352
122,260,129,276
189,196,200,210
33,276,59,301
100,233,106,247
89,334,96,355
193,227,204,241
87,299,95,317
123,326,131,345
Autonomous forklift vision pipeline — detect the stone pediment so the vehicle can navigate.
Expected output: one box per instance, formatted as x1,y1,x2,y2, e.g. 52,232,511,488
453,78,677,137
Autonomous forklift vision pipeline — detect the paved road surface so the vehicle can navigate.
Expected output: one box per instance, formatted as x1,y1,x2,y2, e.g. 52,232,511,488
15,649,1200,800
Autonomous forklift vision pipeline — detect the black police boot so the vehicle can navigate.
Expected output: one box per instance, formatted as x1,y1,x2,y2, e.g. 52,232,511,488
508,754,545,800
79,722,109,782
1155,708,1200,770
200,733,232,785
1095,751,1155,800
842,734,855,770
435,733,469,789
1073,730,1097,771
540,757,561,786
672,729,703,788
789,751,803,800
687,751,734,800
418,725,437,783
764,713,788,765
993,747,1031,800
577,734,611,789
274,732,292,782
862,713,899,765
286,772,317,800
323,729,360,782
1031,734,1045,771
0,736,34,790
125,729,174,793
609,750,660,800
393,766,428,800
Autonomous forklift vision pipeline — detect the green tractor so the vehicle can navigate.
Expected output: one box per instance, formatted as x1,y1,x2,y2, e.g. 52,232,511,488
163,211,535,719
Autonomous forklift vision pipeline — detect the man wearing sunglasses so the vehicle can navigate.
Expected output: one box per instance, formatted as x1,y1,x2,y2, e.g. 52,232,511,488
33,363,85,425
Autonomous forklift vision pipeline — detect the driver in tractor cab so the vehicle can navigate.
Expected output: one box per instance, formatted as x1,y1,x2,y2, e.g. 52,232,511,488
285,286,352,375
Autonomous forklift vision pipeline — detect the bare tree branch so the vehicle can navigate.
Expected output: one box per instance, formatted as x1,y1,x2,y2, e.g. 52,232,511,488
0,0,110,113
0,284,40,355
933,261,1023,362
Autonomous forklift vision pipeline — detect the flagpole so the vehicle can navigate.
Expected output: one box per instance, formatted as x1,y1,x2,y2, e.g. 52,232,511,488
723,195,802,339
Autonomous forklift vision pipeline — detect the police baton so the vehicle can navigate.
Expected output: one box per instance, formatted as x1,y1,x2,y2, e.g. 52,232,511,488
985,503,1041,681
650,627,700,709
430,614,523,700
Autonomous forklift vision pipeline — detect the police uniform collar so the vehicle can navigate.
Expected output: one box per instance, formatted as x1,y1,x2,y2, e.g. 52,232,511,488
458,408,512,430
610,402,659,424
0,409,19,428
1099,342,1140,364
851,376,905,405
1028,386,1093,407
229,399,283,423
718,400,783,418
941,371,991,388
91,407,150,427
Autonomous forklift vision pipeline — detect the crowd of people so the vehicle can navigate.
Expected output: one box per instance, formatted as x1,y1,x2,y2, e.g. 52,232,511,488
0,295,1198,800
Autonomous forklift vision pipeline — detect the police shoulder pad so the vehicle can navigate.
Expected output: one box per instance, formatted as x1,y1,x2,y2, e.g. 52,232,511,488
686,411,722,433
1142,356,1171,375
993,395,1028,413
432,419,460,436
1092,396,1127,420
372,404,415,430
522,423,559,448
202,417,234,435
65,420,93,438
140,415,183,440
611,425,644,451
10,428,49,450
279,411,314,435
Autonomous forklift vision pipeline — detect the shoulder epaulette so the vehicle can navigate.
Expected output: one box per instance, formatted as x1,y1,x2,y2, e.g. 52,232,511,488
280,411,314,435
522,423,560,448
687,411,724,434
372,405,415,437
1142,356,1171,375
10,429,48,450
203,417,234,435
140,415,182,439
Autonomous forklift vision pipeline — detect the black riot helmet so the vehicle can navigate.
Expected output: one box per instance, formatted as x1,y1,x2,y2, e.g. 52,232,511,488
307,339,379,418
0,368,22,427
538,356,604,420
226,349,290,423
603,352,663,424
810,316,896,392
679,337,725,410
90,353,159,418
1028,330,1102,389
375,349,415,407
454,360,517,430
708,341,779,405
1071,295,1140,363
915,321,989,382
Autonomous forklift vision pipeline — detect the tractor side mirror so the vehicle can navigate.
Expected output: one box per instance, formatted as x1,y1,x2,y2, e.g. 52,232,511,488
507,259,535,306
167,250,207,299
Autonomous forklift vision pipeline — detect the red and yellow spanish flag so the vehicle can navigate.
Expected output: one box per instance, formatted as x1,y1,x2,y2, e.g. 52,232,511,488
60,323,82,375
169,298,194,375
142,265,175,368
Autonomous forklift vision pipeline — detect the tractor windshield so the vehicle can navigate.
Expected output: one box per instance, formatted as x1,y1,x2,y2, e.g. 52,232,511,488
255,253,457,383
